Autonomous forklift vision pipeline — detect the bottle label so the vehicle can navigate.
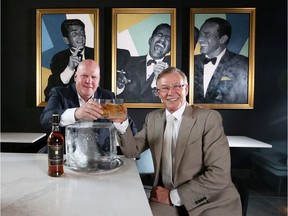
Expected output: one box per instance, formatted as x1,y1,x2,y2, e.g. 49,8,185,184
48,145,64,165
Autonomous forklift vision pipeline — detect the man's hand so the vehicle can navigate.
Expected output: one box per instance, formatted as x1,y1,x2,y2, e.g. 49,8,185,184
68,45,84,70
150,61,169,89
117,70,131,89
74,99,103,121
149,186,172,206
153,62,169,79
109,106,128,123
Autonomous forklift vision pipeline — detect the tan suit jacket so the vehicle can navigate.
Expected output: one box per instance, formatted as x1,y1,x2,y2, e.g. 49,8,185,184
118,105,242,216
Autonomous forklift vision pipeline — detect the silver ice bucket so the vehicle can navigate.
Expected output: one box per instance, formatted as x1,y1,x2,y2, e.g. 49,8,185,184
65,121,122,172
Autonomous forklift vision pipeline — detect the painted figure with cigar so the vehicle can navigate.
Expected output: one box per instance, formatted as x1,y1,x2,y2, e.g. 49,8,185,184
44,19,94,102
116,23,171,103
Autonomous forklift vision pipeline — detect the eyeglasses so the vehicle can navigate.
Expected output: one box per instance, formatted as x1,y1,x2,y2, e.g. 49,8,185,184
157,84,186,93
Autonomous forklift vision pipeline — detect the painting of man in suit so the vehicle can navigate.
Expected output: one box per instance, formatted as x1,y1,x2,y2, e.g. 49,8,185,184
117,23,171,103
194,17,248,104
44,19,94,102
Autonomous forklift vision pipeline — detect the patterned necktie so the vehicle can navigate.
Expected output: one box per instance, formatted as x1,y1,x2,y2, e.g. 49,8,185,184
161,114,175,189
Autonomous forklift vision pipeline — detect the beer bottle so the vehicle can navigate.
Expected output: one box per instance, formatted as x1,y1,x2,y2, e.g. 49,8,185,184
47,113,64,177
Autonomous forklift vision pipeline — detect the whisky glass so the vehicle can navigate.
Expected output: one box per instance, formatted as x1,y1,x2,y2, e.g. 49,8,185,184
94,98,126,119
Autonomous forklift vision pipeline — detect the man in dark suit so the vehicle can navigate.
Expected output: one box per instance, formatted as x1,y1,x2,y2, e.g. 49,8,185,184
116,48,132,90
44,19,94,102
117,23,171,103
194,17,248,104
40,59,137,140
113,67,242,216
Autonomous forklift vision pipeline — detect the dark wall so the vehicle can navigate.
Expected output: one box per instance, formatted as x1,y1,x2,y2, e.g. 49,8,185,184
1,0,287,147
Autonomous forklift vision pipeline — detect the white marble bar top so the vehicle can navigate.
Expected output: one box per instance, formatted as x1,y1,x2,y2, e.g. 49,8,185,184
227,136,272,148
0,132,46,143
1,153,153,216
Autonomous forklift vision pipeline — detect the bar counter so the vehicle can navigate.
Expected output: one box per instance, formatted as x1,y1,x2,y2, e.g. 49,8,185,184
1,153,153,216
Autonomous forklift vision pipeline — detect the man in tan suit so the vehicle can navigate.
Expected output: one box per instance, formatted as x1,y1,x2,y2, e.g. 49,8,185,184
112,67,242,216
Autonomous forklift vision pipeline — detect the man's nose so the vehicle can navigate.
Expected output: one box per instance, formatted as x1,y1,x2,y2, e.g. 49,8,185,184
167,87,176,94
159,36,166,42
85,77,92,83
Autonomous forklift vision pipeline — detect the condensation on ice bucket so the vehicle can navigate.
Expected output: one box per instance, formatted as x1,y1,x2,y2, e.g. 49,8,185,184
65,121,122,172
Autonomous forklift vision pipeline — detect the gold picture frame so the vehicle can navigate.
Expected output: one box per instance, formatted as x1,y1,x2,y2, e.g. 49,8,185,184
36,8,99,107
112,8,176,108
190,8,256,109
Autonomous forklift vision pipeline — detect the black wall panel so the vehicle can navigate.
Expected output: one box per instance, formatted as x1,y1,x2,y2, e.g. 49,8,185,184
1,1,287,154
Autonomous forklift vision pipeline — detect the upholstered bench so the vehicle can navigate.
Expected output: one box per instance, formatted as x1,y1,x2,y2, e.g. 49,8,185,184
250,140,287,195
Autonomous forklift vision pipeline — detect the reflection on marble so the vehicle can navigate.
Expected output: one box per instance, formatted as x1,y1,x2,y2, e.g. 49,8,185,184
227,136,272,148
1,153,152,216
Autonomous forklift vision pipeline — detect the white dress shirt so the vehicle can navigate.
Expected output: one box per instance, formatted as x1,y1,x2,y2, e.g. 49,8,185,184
59,93,90,126
146,54,165,88
203,49,226,96
146,54,163,80
166,102,187,206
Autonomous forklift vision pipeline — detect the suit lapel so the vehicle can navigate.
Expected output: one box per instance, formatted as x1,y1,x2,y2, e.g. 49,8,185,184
141,73,154,95
69,84,80,107
173,106,196,182
206,51,232,95
206,71,222,95
194,55,205,97
153,111,166,177
138,58,148,92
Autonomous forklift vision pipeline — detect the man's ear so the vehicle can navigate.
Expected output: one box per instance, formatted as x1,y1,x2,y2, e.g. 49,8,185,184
185,84,189,96
220,35,228,44
63,37,70,45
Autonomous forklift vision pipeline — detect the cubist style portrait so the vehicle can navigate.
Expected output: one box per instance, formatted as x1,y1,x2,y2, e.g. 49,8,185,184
193,14,250,104
41,14,95,102
115,13,172,103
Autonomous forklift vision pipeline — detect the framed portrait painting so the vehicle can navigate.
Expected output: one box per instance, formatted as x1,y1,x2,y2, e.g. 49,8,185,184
190,8,256,109
36,8,99,107
112,8,176,108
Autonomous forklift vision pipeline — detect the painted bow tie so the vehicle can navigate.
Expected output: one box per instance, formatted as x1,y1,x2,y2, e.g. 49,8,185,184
204,57,217,65
147,59,157,66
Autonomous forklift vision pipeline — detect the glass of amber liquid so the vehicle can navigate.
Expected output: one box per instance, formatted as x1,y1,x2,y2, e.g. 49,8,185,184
95,99,126,119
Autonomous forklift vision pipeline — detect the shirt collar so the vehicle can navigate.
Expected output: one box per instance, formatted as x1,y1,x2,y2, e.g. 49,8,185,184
70,48,85,55
146,54,164,63
77,93,94,106
205,48,226,65
166,102,188,121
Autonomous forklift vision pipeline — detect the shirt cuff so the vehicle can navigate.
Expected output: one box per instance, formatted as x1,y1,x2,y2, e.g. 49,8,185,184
116,86,124,95
170,189,182,206
59,108,77,126
113,119,129,134
60,67,74,84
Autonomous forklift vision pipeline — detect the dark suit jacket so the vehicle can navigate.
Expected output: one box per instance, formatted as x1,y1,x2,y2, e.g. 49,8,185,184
118,105,242,216
118,55,171,103
44,46,94,102
40,83,137,136
194,50,248,104
117,48,131,71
